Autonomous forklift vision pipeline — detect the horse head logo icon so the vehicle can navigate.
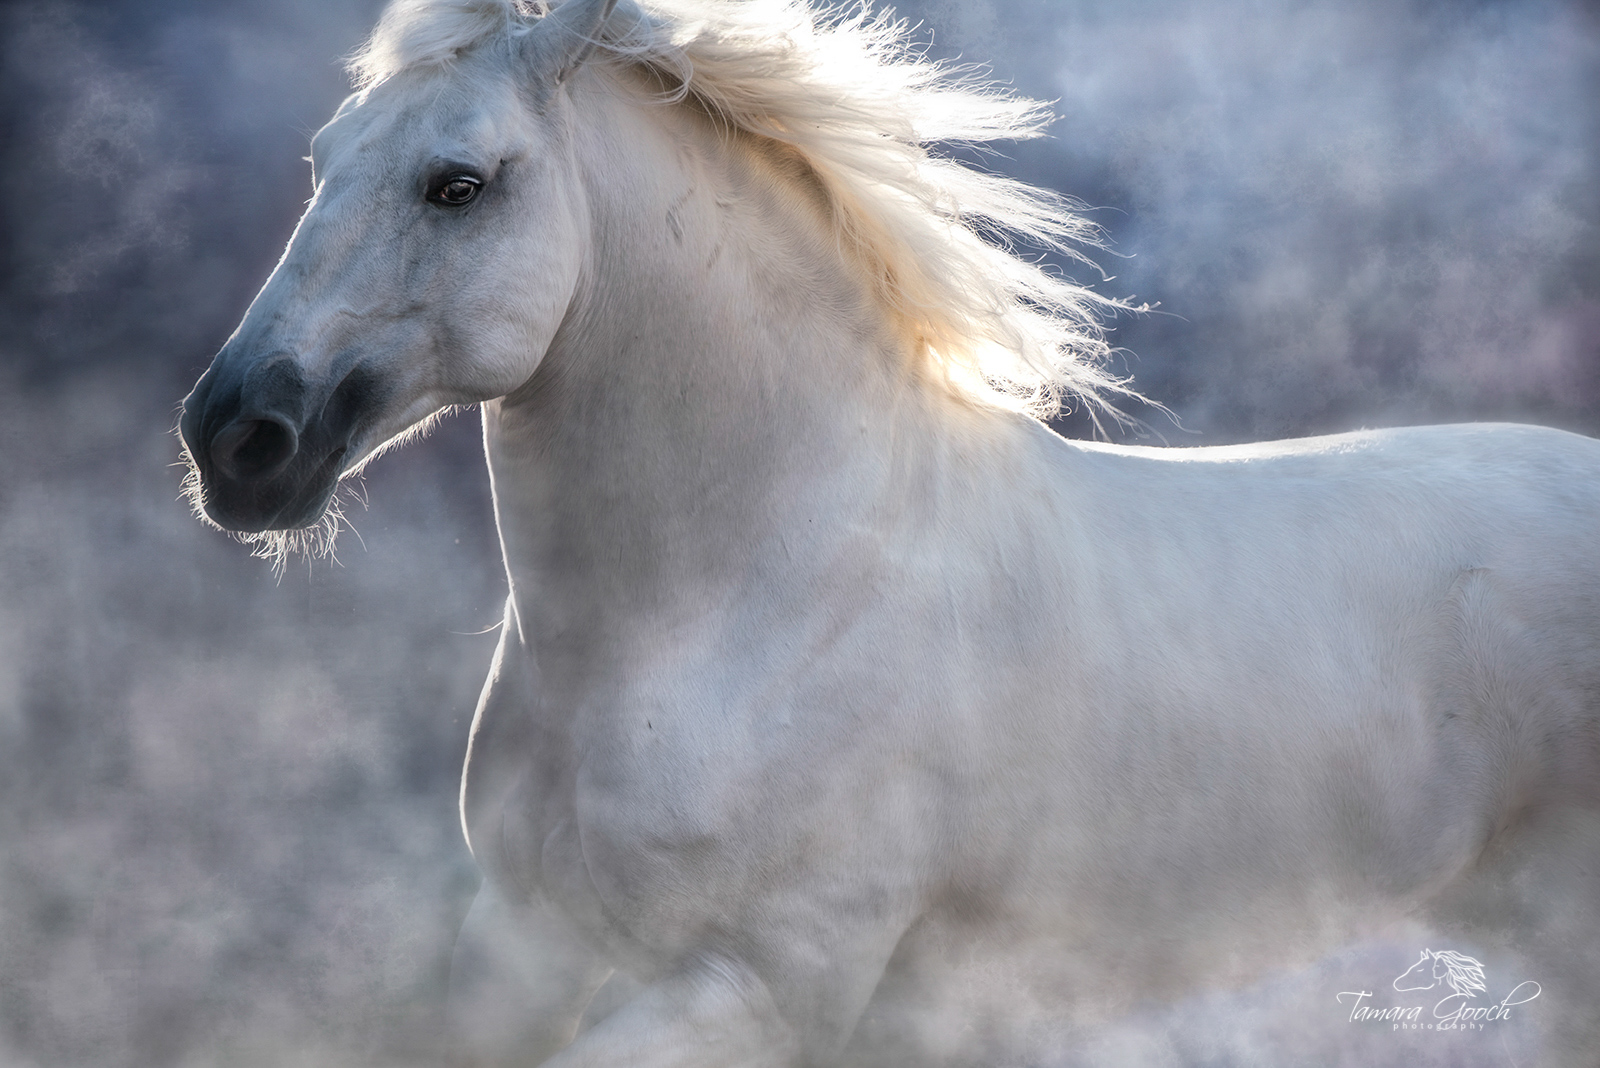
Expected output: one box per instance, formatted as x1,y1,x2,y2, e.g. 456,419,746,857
1393,949,1489,998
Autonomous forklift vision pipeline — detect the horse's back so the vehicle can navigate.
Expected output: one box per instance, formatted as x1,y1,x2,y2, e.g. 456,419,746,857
1039,420,1600,844
1046,422,1600,686
842,421,1600,1064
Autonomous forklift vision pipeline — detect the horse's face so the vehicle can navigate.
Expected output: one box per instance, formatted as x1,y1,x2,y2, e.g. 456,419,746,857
180,0,614,534
1393,948,1435,991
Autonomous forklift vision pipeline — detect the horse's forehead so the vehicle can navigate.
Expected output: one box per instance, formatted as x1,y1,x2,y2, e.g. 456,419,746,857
315,74,522,176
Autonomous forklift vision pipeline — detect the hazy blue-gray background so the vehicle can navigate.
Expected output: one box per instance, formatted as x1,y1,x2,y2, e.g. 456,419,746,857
1,0,1596,1064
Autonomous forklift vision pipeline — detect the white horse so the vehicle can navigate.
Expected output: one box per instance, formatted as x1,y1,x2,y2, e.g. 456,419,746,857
178,0,1600,1064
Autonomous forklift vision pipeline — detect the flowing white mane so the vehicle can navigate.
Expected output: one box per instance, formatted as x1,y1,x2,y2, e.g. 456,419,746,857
350,0,1142,422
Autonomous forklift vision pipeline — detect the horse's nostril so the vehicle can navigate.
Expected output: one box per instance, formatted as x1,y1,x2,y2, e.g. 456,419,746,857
212,416,299,482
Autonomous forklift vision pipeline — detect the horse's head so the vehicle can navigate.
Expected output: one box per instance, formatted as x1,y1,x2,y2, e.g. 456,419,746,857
179,0,618,537
1392,948,1437,992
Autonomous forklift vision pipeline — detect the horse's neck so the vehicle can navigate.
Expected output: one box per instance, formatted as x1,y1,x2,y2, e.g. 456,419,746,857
484,83,961,650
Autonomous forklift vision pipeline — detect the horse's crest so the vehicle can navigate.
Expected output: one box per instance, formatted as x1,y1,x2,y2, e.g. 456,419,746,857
1393,948,1489,999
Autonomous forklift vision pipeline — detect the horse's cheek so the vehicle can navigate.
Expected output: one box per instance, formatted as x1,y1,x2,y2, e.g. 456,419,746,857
450,222,583,396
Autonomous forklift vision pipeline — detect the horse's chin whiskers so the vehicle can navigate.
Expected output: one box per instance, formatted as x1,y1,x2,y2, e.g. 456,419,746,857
235,496,351,578
179,448,363,577
234,479,374,577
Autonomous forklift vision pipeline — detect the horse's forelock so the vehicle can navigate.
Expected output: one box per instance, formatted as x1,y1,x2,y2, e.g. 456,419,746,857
349,0,540,90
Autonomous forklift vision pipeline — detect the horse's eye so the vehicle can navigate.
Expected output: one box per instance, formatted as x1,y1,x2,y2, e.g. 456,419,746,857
428,174,482,206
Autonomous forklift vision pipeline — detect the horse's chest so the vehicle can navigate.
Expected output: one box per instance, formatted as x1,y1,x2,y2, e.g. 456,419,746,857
461,636,613,933
479,696,751,958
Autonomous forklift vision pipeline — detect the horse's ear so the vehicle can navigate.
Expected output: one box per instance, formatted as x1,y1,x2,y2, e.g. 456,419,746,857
523,0,620,84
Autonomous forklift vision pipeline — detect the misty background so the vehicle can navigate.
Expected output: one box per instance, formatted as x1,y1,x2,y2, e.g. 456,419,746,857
0,0,1596,1064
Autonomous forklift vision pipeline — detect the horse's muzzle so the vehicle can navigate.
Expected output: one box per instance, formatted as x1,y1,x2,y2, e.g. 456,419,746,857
180,352,363,532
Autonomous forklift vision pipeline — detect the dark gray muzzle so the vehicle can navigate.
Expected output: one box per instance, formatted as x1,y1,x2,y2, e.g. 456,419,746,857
180,351,374,532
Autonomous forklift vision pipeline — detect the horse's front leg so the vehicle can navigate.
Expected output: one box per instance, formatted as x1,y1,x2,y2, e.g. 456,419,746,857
448,880,613,1067
532,899,905,1068
537,954,801,1068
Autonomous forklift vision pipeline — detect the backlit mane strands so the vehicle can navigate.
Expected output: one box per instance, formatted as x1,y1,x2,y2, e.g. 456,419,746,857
349,0,1138,422
1433,951,1489,998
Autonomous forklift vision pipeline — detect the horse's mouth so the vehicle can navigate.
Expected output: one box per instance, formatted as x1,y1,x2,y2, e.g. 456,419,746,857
179,354,370,533
190,444,348,533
